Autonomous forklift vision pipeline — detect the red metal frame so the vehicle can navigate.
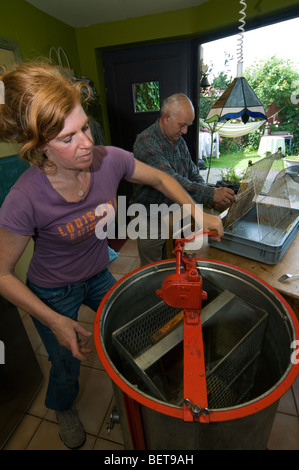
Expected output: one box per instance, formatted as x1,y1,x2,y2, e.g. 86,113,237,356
156,236,210,422
122,393,146,450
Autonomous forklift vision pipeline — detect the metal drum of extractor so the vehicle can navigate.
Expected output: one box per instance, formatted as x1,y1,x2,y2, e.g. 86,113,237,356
94,259,299,450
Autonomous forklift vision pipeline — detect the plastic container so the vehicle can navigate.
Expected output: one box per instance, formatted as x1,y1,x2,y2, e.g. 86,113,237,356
209,206,299,264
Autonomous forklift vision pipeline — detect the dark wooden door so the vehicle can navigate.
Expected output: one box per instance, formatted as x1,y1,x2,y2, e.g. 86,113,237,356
102,39,198,155
102,39,199,208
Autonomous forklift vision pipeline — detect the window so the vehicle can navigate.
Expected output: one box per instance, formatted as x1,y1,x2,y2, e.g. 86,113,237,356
132,81,160,113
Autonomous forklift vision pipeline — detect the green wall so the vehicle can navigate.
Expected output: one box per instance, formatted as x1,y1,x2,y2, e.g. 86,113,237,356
0,0,80,75
0,0,81,160
0,0,81,298
0,1,81,159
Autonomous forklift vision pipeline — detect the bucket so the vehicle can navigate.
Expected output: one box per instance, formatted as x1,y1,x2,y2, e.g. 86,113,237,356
94,259,299,450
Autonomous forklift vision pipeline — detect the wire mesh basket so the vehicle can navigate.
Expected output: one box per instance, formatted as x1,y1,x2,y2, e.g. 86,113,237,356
112,287,268,409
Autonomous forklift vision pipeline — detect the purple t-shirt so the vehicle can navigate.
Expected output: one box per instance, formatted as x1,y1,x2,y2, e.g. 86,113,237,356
0,146,135,287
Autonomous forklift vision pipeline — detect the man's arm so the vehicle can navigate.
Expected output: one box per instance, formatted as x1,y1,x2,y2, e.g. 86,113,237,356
134,134,234,209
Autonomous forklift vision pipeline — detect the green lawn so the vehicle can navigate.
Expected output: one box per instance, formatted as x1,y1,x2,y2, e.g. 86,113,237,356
207,151,261,170
206,150,297,183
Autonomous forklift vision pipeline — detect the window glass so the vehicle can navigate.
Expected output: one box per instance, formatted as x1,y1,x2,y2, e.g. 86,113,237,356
133,81,160,113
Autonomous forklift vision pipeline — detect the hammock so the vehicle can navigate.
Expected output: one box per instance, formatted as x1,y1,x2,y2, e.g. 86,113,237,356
200,119,265,138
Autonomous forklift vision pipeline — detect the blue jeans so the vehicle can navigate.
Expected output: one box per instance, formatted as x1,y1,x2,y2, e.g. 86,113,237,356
27,269,116,411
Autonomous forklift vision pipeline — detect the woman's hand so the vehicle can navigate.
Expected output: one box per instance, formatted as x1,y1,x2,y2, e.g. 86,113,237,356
0,229,93,362
202,212,223,242
50,314,93,362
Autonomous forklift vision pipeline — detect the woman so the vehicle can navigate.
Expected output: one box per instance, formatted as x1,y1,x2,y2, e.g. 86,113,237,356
0,63,223,448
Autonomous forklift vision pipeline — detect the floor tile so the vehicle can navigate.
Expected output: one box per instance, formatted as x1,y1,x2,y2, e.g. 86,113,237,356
108,255,137,275
277,388,298,415
118,238,139,257
93,437,124,450
267,412,299,450
77,366,114,436
3,415,41,450
26,420,68,450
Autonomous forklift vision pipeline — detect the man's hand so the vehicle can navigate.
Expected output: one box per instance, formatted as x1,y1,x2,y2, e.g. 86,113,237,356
213,187,235,210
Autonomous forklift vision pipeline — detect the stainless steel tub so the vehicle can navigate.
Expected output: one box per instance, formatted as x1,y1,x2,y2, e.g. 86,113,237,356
94,259,299,450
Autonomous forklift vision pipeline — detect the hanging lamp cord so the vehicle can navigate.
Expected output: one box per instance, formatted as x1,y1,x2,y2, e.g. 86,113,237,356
236,0,247,76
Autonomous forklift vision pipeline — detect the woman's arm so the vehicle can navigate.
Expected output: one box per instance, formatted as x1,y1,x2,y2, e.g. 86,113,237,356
0,228,92,361
128,159,224,240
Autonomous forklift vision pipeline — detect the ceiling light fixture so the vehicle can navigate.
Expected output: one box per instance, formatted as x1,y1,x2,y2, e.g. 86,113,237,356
205,0,267,125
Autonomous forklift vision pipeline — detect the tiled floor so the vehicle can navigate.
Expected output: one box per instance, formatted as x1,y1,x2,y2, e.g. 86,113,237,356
3,238,299,450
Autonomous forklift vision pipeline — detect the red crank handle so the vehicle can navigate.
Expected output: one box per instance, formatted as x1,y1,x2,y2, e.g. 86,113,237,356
177,230,218,244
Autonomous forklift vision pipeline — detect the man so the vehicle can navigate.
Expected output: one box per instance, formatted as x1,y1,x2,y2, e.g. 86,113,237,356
131,93,235,266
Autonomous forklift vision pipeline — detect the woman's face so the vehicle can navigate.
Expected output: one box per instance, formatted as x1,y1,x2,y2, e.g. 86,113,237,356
43,104,93,171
